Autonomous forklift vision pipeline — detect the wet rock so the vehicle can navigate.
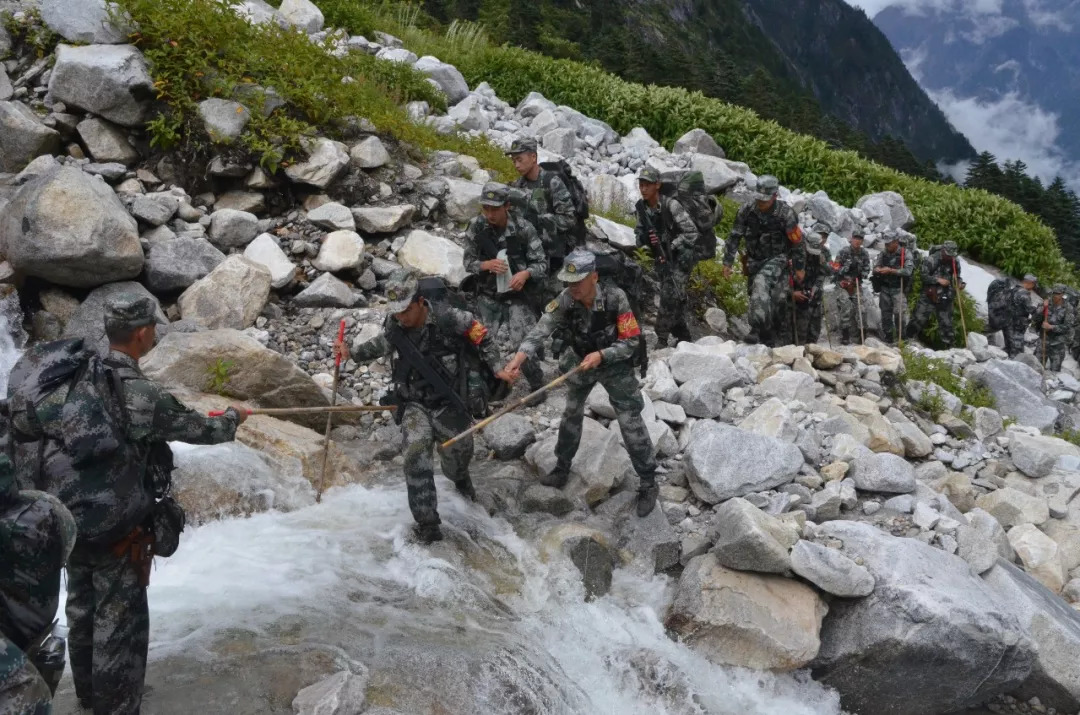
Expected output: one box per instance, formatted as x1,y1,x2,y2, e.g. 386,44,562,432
520,485,573,517
481,413,536,460
790,540,875,597
525,417,631,506
685,422,803,504
292,669,366,715
710,498,798,574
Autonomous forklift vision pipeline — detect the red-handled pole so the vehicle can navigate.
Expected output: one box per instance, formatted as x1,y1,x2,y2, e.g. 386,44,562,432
317,320,347,503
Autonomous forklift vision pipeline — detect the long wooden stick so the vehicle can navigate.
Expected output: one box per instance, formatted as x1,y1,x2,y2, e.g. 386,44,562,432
441,366,584,450
953,260,968,348
317,320,347,503
855,278,865,345
208,405,395,417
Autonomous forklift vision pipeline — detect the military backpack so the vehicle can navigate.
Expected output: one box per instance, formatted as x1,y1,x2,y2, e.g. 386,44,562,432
540,160,590,245
659,170,722,262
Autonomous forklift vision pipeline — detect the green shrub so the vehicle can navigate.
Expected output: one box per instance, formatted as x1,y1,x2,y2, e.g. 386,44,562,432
205,358,235,396
899,347,995,411
2,9,60,58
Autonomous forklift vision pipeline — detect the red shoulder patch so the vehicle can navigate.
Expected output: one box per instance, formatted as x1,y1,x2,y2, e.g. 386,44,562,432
616,311,641,339
465,320,488,346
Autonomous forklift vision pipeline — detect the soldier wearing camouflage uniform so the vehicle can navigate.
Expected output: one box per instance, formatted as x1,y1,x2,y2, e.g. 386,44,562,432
721,175,806,344
906,240,964,347
832,232,871,344
1037,285,1073,371
634,166,697,346
872,231,915,344
507,137,578,297
15,295,247,715
502,250,659,517
788,226,831,344
336,270,509,544
1062,286,1080,363
987,274,1037,357
462,182,548,395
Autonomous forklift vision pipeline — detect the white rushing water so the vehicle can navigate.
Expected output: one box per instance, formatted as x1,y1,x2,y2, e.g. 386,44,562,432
121,473,844,715
0,288,26,395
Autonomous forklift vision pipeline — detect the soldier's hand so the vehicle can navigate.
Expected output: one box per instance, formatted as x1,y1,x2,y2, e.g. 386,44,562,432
495,369,516,383
1044,321,1053,331
482,258,509,274
649,231,660,247
721,265,733,279
793,290,808,303
580,351,603,371
795,269,805,283
937,277,950,286
508,270,530,292
228,404,249,424
333,336,350,364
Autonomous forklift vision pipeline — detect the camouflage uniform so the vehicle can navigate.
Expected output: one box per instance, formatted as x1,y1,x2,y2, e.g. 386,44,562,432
517,252,656,501
987,277,1036,357
1063,287,1080,363
0,635,49,715
722,184,805,343
15,296,242,715
786,234,831,344
832,243,871,344
872,238,915,343
635,172,698,345
352,272,503,531
1037,288,1073,371
906,244,962,347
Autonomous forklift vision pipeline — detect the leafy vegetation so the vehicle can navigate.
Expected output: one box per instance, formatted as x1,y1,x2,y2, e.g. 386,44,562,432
205,358,235,396
2,9,60,59
111,0,513,178
899,347,995,414
1057,428,1080,449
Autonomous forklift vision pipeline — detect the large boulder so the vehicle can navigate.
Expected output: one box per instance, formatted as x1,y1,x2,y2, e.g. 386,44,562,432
738,398,798,442
396,230,466,287
790,540,875,597
1009,431,1080,478
312,231,365,273
667,348,740,386
592,491,680,575
77,117,138,165
352,205,415,234
48,44,153,126
856,191,915,231
966,360,1060,433
975,487,1050,528
63,282,167,355
441,177,483,222
848,452,916,494
586,173,636,216
284,138,349,189
242,233,296,290
672,128,724,158
677,376,726,419
413,56,468,105
293,273,357,308
710,498,798,574
144,237,226,293
759,370,817,403
208,208,259,249
685,422,803,504
667,554,827,671
481,413,536,460
40,0,128,43
525,417,632,506
0,102,61,173
178,256,271,330
276,0,324,32
983,561,1080,713
811,521,1035,715
689,153,740,194
1,166,142,287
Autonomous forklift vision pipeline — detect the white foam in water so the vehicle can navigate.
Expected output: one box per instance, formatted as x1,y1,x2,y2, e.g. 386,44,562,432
132,466,843,715
0,290,26,395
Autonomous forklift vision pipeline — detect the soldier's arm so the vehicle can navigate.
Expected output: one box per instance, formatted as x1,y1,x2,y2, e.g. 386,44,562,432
667,199,698,254
519,298,568,359
435,303,503,369
601,288,643,364
522,220,547,279
723,208,748,266
544,174,577,236
859,251,871,279
131,380,239,445
462,219,483,275
898,251,915,278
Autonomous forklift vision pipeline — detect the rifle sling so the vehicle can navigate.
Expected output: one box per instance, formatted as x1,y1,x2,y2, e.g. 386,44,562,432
386,324,473,418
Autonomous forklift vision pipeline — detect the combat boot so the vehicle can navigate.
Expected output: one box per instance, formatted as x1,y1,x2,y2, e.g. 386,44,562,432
636,484,658,517
455,479,477,502
414,522,443,544
540,464,570,488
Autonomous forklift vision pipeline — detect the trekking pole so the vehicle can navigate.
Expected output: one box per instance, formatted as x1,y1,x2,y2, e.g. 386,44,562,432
207,405,396,417
952,259,968,348
789,263,799,346
898,245,906,347
441,366,584,449
855,278,865,345
1042,302,1049,370
822,290,834,349
317,320,346,503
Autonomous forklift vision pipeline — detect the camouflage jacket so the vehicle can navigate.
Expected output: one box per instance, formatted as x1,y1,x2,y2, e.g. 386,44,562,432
1036,300,1073,345
354,301,503,410
794,247,833,297
921,252,961,299
832,246,871,286
1,483,64,653
634,197,698,272
872,246,915,291
512,167,576,258
462,211,547,298
723,200,805,272
0,634,49,715
520,283,641,364
24,351,239,548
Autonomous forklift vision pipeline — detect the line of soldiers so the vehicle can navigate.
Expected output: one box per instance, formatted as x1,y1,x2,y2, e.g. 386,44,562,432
986,274,1080,371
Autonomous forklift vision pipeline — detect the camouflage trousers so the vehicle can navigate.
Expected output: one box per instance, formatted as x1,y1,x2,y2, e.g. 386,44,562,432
834,284,865,343
1003,321,1028,357
656,268,691,345
907,293,954,346
878,289,905,343
401,402,473,527
787,292,823,345
747,258,788,342
1046,338,1068,372
553,354,656,488
67,548,149,715
0,636,50,715
476,295,543,389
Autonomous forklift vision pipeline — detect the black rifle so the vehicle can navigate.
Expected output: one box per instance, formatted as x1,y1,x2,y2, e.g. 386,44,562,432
386,324,474,419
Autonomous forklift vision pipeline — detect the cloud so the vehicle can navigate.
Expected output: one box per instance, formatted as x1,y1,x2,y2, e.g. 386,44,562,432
844,0,1003,17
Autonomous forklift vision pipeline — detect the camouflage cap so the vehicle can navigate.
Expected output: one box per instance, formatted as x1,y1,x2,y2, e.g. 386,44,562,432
811,222,831,236
1053,283,1068,295
850,230,865,241
557,248,596,283
384,269,420,313
506,136,538,155
942,240,958,255
104,292,157,332
638,166,661,184
480,181,510,207
755,175,779,200
883,230,900,244
1023,273,1039,284
806,235,822,256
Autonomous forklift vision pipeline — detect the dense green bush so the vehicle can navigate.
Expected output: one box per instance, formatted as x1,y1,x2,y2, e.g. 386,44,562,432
899,347,995,411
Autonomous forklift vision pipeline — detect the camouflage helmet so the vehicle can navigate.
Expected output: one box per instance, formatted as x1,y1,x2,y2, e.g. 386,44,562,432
811,222,831,236
1023,273,1038,284
638,166,661,184
755,175,779,200
1053,283,1068,295
557,248,596,283
805,234,823,256
883,229,900,245
942,240,958,256
384,269,421,313
506,136,538,155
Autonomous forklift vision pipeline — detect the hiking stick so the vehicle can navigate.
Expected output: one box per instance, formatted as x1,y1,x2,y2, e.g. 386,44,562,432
789,264,799,346
855,278,865,345
441,366,584,449
952,260,968,348
823,290,833,349
317,320,346,503
898,279,905,347
207,405,396,417
1042,303,1049,370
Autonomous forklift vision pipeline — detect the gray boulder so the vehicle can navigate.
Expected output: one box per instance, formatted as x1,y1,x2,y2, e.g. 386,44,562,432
667,349,740,386
983,561,1080,712
848,452,916,494
77,118,138,165
178,256,271,330
966,360,1060,432
790,540,875,597
307,202,355,232
413,56,469,105
40,0,128,43
131,193,179,226
957,507,1015,574
811,521,1035,715
1,166,142,287
520,485,573,517
516,91,556,119
242,233,296,290
525,417,631,506
677,375,726,419
396,230,465,286
441,177,483,223
352,205,415,234
856,191,915,231
711,498,798,574
63,282,167,355
284,138,349,189
482,413,536,460
208,208,259,249
198,99,250,142
293,273,357,308
0,102,61,173
593,491,681,575
760,370,817,403
542,128,576,158
685,422,803,504
49,44,153,127
689,153,740,194
144,238,225,293
672,128,724,158
313,230,365,273
0,67,11,101
1009,431,1080,478
276,0,323,32
349,136,391,169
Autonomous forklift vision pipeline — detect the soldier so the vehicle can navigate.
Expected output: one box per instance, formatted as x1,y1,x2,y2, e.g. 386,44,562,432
1063,286,1080,363
501,249,659,517
334,270,510,544
462,182,548,398
987,274,1037,357
832,231,871,344
721,175,805,344
872,231,915,344
507,137,579,295
906,240,965,347
15,294,248,715
789,227,831,344
1037,285,1072,371
634,166,697,346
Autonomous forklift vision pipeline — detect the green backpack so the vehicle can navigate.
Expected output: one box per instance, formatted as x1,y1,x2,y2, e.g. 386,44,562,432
660,170,722,261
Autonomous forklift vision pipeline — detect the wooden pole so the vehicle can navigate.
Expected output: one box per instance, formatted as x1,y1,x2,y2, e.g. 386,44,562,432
208,405,395,417
953,260,968,348
316,320,347,503
441,366,584,450
855,278,865,345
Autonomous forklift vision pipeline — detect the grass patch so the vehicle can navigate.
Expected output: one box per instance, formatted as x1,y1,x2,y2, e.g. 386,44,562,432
2,8,60,59
1057,428,1080,448
900,347,996,411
